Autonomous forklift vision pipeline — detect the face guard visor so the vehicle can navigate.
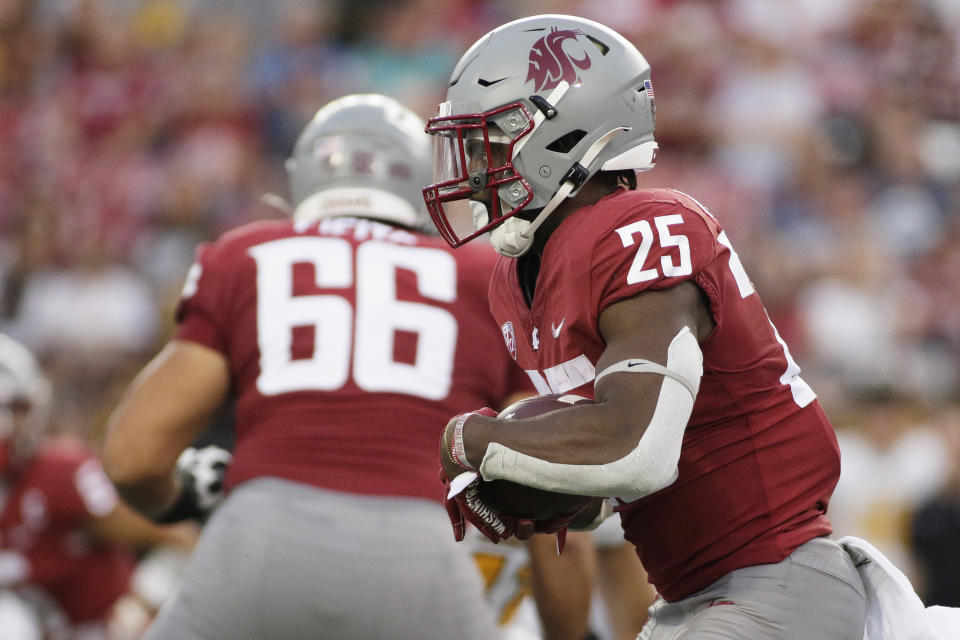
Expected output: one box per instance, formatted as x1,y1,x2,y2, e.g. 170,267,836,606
423,101,536,248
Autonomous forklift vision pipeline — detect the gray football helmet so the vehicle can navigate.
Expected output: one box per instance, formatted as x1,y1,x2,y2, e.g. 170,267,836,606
0,334,51,470
286,94,434,231
423,15,658,257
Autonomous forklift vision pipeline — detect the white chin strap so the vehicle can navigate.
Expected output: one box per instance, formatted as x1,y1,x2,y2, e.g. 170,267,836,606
489,127,627,258
489,182,573,258
489,218,531,258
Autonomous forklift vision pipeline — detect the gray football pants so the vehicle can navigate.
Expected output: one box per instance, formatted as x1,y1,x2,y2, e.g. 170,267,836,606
639,536,867,640
144,477,501,640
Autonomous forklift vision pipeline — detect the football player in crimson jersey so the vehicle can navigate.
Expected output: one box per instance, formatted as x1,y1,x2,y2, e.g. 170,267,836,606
428,15,868,639
0,333,198,640
102,94,531,640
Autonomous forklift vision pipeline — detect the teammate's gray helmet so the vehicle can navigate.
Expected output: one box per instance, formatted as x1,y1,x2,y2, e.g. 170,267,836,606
423,15,658,256
0,334,49,409
286,94,433,231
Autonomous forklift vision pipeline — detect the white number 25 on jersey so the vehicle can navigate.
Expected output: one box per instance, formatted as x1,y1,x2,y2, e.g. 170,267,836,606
246,237,458,400
613,214,815,408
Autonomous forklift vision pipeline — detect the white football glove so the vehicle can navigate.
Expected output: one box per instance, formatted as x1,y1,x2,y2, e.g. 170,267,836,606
157,445,232,523
176,445,232,513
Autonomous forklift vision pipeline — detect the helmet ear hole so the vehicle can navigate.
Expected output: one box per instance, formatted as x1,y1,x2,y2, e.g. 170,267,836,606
584,34,610,55
545,130,587,153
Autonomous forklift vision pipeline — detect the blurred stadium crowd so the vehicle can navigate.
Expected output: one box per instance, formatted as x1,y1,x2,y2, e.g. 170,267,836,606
0,0,958,607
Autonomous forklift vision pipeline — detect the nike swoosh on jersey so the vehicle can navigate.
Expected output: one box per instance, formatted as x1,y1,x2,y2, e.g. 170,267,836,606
551,318,565,338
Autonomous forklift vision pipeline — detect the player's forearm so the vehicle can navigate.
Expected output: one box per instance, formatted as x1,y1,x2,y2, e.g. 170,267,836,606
103,341,230,519
102,421,181,518
462,400,646,468
86,501,199,551
107,468,182,520
474,328,702,498
458,340,676,468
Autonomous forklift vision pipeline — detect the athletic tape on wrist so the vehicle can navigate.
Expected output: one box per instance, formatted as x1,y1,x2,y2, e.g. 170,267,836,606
451,413,477,470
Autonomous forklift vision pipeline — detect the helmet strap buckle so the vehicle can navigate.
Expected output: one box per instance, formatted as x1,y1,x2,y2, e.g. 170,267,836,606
561,163,589,190
528,95,558,119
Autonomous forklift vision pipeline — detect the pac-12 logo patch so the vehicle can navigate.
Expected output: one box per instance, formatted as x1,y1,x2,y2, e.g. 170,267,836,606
501,321,517,360
526,28,592,92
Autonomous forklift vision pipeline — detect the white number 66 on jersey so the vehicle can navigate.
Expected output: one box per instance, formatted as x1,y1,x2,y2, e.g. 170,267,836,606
246,237,458,400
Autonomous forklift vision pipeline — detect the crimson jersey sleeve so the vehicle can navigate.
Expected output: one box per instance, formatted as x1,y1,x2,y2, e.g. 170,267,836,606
0,439,134,624
587,190,722,314
175,241,234,353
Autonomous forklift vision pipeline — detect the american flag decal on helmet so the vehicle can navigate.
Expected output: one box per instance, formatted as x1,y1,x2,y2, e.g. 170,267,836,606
643,79,656,118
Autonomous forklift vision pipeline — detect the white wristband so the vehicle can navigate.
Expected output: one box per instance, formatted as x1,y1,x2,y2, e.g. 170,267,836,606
450,413,477,470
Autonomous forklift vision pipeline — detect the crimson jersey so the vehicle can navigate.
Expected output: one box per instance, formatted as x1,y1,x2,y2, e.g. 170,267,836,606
488,188,840,601
176,216,530,501
0,437,135,623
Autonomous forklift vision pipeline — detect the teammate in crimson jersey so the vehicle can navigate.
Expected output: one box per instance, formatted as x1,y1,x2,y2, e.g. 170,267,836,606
102,94,529,640
0,333,197,640
2,440,135,627
428,15,867,639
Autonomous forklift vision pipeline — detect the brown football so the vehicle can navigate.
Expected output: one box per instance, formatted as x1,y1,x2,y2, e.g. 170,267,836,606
476,393,594,521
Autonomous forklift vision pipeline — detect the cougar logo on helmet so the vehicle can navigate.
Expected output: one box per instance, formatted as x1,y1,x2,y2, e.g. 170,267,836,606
526,28,591,92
